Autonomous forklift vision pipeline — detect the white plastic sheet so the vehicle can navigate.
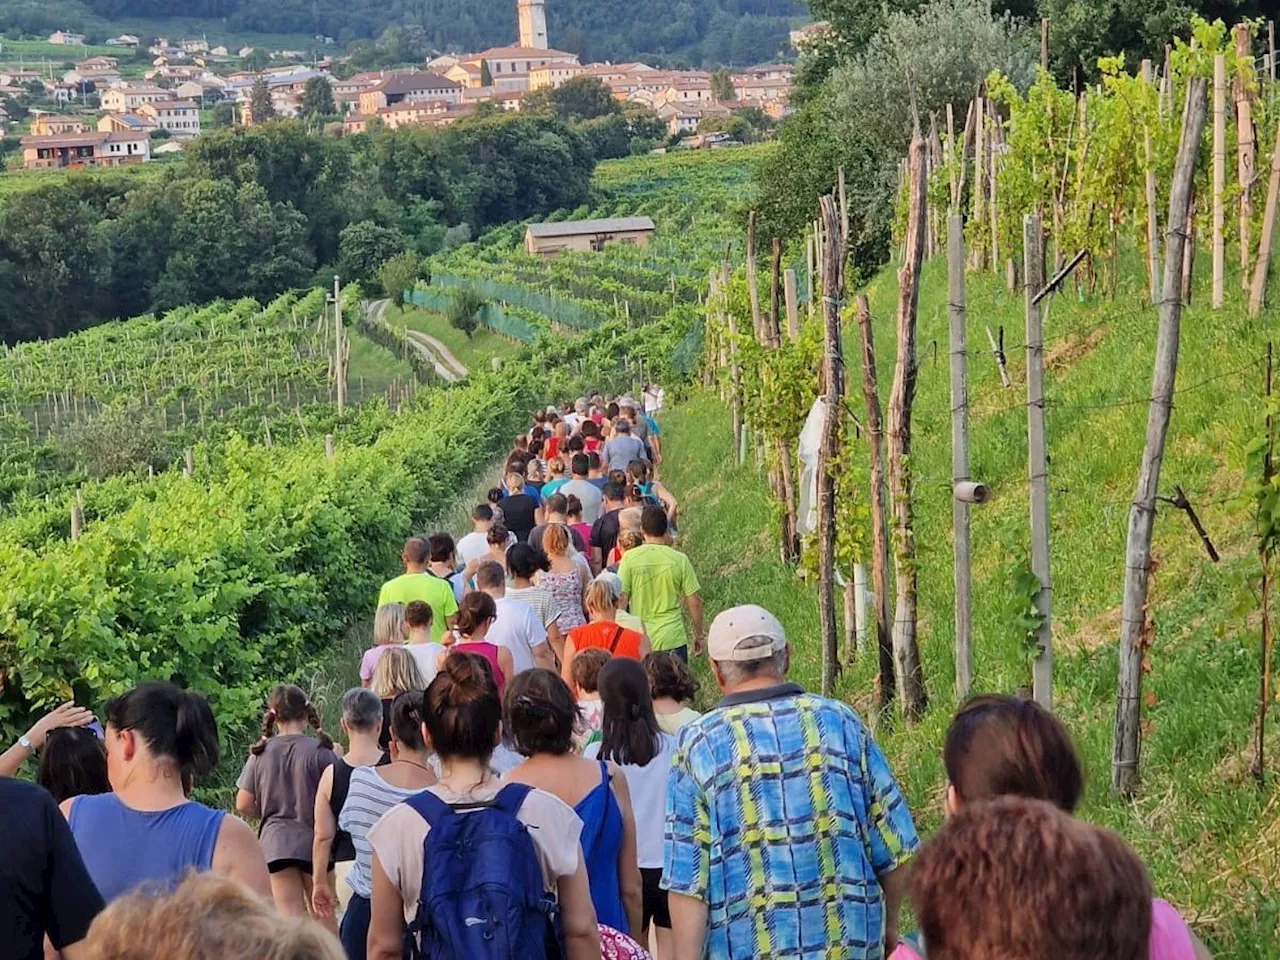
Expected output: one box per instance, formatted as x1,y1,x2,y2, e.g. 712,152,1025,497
796,396,827,536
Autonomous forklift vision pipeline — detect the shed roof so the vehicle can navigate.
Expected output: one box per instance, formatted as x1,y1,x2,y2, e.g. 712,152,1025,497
526,216,656,239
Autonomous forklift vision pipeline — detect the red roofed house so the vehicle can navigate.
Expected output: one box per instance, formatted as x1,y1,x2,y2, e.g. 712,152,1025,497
358,72,462,114
448,46,579,93
21,130,150,169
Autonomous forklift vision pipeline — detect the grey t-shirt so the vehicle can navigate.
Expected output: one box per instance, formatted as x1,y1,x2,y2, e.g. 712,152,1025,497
560,478,605,524
604,434,647,472
237,734,336,864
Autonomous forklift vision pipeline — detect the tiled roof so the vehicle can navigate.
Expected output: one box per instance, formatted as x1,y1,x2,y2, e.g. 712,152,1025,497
526,216,655,239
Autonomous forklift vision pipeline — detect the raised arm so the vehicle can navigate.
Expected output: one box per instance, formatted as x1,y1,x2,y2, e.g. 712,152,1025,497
0,703,94,778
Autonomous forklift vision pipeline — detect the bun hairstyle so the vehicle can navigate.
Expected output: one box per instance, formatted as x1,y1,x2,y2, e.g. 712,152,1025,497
507,542,550,579
389,690,428,751
486,522,510,546
584,577,619,615
455,590,497,637
425,652,502,762
251,684,334,756
104,682,220,781
943,694,1084,813
597,656,661,767
503,668,579,757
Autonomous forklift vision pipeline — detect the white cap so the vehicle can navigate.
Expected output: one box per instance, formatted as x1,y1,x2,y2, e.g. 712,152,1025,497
707,604,787,662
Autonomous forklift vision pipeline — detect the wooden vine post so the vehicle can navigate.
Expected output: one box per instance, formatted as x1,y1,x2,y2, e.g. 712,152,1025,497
1252,343,1274,785
767,238,800,563
1235,24,1256,292
887,129,929,721
1213,54,1226,310
783,269,799,341
1248,116,1280,317
746,212,763,342
333,275,347,413
855,294,895,708
948,214,975,699
1113,77,1207,796
722,261,744,459
1024,214,1053,709
815,193,845,697
1142,60,1161,304
969,96,986,271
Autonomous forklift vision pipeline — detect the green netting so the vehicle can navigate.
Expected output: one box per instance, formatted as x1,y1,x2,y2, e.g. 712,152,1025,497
403,288,537,343
430,273,607,330
671,321,704,377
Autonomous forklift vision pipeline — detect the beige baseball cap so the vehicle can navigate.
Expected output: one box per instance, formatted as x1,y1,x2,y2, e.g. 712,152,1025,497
707,604,787,661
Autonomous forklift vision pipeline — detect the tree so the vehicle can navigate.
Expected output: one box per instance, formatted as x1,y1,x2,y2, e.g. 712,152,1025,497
243,48,269,72
300,76,335,119
377,250,423,302
210,101,236,128
548,77,620,122
336,219,406,283
248,77,276,123
710,66,735,102
479,59,493,87
447,286,485,338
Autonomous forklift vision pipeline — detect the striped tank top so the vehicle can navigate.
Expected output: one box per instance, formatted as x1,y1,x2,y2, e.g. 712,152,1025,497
337,765,426,898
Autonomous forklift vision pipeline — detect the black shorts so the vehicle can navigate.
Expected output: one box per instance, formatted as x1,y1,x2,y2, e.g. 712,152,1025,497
267,858,313,875
641,867,670,929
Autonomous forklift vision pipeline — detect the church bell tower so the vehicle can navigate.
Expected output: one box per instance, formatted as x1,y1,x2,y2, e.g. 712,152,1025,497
518,0,549,49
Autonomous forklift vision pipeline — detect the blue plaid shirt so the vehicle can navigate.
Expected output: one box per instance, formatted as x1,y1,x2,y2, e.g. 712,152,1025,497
662,682,919,960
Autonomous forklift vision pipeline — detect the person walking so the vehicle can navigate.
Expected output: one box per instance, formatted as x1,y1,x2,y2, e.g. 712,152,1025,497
506,542,566,664
663,605,918,960
65,683,271,903
311,688,385,927
359,603,407,689
456,505,512,566
377,537,458,642
529,493,589,555
589,482,628,575
235,685,338,920
540,523,590,632
475,559,555,674
504,669,643,938
439,591,515,698
603,419,647,473
618,507,703,660
643,652,701,735
561,578,649,687
500,471,543,543
403,600,444,685
562,453,605,524
370,647,427,754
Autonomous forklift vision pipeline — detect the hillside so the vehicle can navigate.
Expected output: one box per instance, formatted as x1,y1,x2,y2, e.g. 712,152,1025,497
657,247,1276,957
0,0,800,65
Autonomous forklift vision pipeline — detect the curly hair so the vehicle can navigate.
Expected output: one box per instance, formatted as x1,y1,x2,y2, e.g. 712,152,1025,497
643,651,698,703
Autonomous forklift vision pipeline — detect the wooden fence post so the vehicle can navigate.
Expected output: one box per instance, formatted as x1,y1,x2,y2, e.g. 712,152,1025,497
325,434,335,459
1249,117,1280,316
1025,214,1053,710
1235,24,1256,291
888,131,930,722
949,214,974,699
783,268,799,341
1214,54,1226,309
969,96,986,270
1041,18,1050,73
1143,59,1161,304
184,449,194,476
855,296,896,709
746,212,763,342
816,194,845,698
1113,77,1207,796
70,503,82,542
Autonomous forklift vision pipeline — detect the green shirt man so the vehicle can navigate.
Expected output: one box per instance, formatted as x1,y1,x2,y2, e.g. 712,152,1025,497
377,537,458,643
618,510,703,654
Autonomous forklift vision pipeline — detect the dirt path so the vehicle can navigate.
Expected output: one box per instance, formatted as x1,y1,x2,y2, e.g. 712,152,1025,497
368,300,468,383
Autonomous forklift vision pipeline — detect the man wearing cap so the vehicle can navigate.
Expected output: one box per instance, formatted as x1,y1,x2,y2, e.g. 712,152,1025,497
662,604,918,960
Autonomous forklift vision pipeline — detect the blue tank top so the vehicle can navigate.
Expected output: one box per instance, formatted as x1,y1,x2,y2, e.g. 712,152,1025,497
574,761,628,934
68,792,225,902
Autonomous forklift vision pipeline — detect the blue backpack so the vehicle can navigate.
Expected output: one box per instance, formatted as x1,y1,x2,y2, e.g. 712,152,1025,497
404,784,564,960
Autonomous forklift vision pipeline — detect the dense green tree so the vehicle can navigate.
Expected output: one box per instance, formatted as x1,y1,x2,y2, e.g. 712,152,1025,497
210,102,236,127
377,250,424,302
300,76,336,119
547,77,621,122
710,67,735,102
248,77,276,122
336,219,405,283
479,59,494,87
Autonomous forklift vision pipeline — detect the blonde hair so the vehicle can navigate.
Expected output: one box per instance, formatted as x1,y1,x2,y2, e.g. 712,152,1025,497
373,603,407,647
504,471,525,492
543,523,570,556
371,645,426,699
618,529,645,552
618,505,643,534
548,457,566,477
85,873,344,960
585,577,620,615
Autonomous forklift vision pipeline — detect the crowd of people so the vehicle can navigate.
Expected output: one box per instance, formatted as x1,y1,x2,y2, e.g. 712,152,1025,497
0,388,1216,960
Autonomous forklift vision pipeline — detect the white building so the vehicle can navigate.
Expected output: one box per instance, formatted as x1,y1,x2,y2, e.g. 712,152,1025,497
101,84,175,113
48,31,86,46
138,99,201,138
518,0,549,50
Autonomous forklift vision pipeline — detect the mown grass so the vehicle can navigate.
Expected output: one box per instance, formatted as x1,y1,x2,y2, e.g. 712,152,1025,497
658,248,1280,958
385,303,522,374
343,329,417,399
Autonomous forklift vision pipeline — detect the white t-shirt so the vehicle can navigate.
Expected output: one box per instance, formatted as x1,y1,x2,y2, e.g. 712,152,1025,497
560,479,604,524
486,595,548,674
456,531,490,566
368,778,583,922
586,732,675,868
407,642,445,684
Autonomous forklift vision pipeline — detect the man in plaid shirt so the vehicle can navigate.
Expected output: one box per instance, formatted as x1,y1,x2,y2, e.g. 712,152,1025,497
662,605,918,960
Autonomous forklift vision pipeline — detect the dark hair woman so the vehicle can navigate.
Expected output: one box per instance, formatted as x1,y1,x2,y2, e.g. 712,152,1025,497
366,655,601,960
587,657,678,954
506,542,565,661
37,726,109,804
235,684,338,920
65,682,270,904
438,591,514,699
503,669,643,939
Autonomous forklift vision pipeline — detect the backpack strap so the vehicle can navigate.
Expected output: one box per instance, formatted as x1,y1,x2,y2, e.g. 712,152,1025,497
492,782,534,817
608,625,625,654
404,789,453,828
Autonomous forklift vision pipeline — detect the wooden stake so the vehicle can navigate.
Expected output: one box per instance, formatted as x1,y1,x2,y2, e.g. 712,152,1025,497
70,503,82,542
1271,21,1277,83
1143,59,1161,304
1214,54,1227,309
970,97,986,270
816,193,845,698
723,261,744,461
1113,77,1208,796
988,105,1000,276
1024,213,1053,709
949,214,974,699
783,268,799,341
333,275,346,413
1254,342,1274,785
855,295,895,710
184,448,194,477
1236,24,1257,291
746,212,763,342
1249,116,1280,316
1040,17,1050,73
888,132,930,722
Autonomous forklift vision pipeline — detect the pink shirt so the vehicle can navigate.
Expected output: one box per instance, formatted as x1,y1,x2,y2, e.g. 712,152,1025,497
889,899,1196,960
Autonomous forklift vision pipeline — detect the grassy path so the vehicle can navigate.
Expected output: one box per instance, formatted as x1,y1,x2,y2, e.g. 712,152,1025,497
657,388,1278,959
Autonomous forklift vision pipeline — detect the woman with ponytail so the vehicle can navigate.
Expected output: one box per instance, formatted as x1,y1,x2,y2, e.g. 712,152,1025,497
235,684,338,920
64,682,271,903
585,657,677,958
437,591,514,699
503,669,643,939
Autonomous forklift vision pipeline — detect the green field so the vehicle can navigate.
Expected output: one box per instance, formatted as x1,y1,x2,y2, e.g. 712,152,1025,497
386,302,522,373
657,244,1278,956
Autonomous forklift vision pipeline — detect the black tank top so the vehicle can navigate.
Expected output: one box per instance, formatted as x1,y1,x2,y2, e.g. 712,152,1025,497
329,758,357,863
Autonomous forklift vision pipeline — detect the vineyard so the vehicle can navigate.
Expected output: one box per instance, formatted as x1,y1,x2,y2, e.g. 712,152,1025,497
0,147,758,754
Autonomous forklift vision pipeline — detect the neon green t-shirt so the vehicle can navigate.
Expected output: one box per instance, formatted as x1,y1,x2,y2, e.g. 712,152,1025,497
377,573,458,643
618,543,700,652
